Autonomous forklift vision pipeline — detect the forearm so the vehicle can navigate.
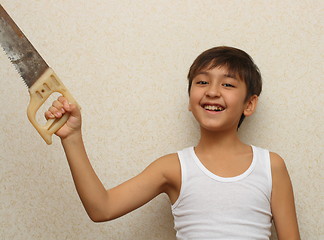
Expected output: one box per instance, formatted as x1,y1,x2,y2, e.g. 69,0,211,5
61,132,109,222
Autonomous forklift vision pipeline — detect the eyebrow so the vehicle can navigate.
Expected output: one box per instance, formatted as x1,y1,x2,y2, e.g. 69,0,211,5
195,71,238,80
224,73,237,79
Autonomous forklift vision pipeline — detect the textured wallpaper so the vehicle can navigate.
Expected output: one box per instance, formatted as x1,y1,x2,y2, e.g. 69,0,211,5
0,0,323,239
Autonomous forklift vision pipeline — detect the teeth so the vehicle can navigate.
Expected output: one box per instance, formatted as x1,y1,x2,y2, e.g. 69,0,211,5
204,105,224,111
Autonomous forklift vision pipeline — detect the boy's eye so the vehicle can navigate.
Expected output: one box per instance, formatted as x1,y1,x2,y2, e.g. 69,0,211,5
197,81,209,85
223,83,235,87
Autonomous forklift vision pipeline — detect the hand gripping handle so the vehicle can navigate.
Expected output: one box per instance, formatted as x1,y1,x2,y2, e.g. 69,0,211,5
27,68,79,145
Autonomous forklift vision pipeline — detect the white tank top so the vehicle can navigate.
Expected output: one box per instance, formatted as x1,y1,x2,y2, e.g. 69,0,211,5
172,146,272,240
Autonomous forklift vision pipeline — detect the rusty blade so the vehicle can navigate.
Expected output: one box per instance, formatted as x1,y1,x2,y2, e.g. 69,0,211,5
0,4,48,88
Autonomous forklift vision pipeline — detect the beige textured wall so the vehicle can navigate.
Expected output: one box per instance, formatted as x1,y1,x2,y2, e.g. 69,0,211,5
0,0,323,239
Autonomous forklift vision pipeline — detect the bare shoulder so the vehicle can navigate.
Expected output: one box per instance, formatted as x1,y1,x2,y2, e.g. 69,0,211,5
150,153,181,203
153,153,180,169
269,151,292,188
269,152,289,176
152,153,181,182
143,153,180,186
269,152,286,167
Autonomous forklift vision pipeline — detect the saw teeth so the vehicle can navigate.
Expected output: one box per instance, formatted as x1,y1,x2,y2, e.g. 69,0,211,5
204,105,224,111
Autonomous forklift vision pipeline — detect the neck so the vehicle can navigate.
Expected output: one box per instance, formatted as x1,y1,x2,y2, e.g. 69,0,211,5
196,126,246,154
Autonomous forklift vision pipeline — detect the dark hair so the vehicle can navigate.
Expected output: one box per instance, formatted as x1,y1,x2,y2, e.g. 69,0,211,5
187,46,262,127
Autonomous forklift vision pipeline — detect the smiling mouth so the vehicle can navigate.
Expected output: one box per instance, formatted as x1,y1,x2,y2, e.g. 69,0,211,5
203,104,225,112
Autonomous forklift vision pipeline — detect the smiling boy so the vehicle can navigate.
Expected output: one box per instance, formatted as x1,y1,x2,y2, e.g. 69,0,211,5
46,46,300,239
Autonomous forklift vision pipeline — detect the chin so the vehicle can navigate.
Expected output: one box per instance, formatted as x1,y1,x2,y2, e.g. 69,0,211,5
199,122,239,133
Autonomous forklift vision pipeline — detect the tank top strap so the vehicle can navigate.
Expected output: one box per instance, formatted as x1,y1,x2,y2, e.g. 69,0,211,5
173,147,197,209
251,145,272,199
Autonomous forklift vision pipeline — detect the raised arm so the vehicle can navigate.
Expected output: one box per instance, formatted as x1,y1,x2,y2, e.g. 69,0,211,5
45,97,177,222
270,152,300,240
62,134,170,221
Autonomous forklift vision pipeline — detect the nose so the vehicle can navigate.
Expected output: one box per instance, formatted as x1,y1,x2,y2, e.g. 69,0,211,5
205,83,221,98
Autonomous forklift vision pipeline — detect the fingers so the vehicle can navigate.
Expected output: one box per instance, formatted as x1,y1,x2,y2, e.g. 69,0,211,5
44,96,72,119
58,96,70,111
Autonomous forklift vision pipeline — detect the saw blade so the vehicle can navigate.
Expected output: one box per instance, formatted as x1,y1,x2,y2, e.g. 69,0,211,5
0,4,48,88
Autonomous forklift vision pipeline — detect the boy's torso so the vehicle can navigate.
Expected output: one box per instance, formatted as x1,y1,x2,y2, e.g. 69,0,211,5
161,144,256,204
171,146,273,239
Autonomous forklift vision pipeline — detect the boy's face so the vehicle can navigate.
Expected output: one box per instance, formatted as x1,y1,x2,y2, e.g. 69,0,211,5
189,66,257,132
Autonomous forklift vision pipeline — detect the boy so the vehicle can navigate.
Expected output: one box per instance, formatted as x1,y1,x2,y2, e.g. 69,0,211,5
45,46,300,239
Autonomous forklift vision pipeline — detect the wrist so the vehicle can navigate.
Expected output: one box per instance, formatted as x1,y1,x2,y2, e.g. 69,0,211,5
61,130,83,144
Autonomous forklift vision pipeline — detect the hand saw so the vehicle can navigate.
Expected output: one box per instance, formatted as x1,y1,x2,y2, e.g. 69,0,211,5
0,4,79,145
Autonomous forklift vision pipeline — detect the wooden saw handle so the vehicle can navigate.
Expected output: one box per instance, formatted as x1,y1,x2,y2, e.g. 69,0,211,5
27,68,79,145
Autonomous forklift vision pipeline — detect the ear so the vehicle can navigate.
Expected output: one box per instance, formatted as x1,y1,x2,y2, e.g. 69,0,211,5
188,98,192,112
243,95,258,117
